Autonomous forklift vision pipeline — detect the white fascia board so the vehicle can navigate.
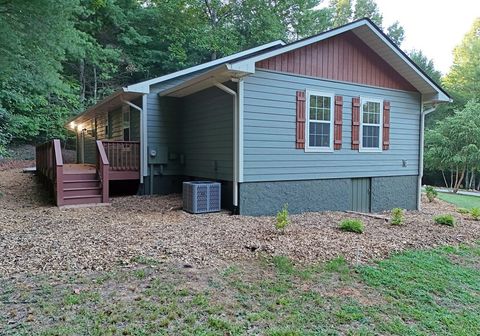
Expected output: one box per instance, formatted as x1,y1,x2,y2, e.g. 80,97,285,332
125,40,285,94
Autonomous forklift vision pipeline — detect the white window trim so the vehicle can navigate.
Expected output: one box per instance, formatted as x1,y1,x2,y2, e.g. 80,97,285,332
305,90,335,153
359,97,383,153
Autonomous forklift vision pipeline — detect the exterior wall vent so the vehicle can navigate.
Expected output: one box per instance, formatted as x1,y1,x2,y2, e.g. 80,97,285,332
183,181,221,214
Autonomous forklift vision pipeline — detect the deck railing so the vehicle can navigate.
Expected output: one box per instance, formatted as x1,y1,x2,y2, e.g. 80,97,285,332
102,141,140,171
35,139,64,206
96,140,110,203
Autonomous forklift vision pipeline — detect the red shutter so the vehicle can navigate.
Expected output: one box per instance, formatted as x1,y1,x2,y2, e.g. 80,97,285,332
296,91,306,149
383,101,390,150
334,95,343,150
351,97,360,150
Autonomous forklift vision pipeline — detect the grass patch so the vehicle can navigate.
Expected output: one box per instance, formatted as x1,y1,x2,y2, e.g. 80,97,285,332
2,244,480,335
340,219,364,233
437,191,480,209
434,214,456,226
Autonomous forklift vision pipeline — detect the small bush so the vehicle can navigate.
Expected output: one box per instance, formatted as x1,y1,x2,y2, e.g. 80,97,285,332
470,207,480,220
276,203,290,233
457,207,470,214
391,208,404,225
340,219,364,233
434,214,455,226
425,186,437,202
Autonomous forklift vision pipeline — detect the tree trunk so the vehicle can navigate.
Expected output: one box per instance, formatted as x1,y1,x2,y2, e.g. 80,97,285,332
453,166,466,193
79,59,85,103
441,170,448,188
450,170,454,189
93,65,97,102
469,169,475,189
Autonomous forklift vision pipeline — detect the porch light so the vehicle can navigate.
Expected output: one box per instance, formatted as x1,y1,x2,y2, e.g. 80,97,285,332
69,121,76,130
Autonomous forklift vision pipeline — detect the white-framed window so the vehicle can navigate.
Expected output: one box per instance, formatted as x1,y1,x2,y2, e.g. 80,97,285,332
360,97,383,152
305,90,334,152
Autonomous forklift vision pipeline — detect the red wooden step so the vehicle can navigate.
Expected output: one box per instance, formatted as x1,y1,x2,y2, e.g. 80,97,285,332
62,195,103,206
63,173,98,181
63,187,102,197
63,180,100,188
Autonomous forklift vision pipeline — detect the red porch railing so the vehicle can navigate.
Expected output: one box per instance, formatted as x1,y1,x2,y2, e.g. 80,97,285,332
102,141,140,172
35,139,64,206
96,140,110,203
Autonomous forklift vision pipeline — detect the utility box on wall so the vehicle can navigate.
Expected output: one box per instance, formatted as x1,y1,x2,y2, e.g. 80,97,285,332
183,181,221,214
148,145,168,165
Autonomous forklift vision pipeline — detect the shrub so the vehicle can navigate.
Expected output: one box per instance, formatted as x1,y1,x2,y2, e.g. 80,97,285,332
276,204,289,233
425,186,437,202
391,208,404,225
470,207,480,220
457,207,470,214
434,214,455,226
340,219,364,233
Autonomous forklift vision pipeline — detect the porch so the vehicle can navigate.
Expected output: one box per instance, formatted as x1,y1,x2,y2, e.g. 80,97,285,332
36,139,140,206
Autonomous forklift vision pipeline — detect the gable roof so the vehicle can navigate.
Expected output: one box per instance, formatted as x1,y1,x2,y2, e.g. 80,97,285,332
227,18,450,103
125,40,286,94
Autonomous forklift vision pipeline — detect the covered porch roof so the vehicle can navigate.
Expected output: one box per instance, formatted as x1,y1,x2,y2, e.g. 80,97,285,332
65,89,143,131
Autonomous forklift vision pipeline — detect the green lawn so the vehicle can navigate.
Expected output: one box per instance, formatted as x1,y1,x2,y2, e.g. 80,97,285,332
2,244,480,335
437,191,480,209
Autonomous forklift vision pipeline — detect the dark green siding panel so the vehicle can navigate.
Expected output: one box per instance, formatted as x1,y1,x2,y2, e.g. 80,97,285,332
182,86,233,181
145,77,234,182
242,70,421,182
351,178,371,212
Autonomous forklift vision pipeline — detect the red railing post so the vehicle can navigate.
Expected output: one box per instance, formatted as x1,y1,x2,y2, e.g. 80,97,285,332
35,139,63,206
96,140,110,203
53,139,64,206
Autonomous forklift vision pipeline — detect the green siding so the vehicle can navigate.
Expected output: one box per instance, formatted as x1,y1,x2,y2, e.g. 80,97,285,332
351,178,371,212
181,86,233,181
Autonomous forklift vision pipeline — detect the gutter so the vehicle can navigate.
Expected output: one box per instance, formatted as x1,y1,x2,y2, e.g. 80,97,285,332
123,99,145,184
213,82,239,212
417,97,436,210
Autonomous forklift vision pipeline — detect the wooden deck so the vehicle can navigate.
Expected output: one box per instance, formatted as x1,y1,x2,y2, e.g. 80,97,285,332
63,163,139,180
64,164,96,174
36,140,140,206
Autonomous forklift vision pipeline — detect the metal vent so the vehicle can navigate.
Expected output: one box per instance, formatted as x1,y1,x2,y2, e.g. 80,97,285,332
183,181,221,214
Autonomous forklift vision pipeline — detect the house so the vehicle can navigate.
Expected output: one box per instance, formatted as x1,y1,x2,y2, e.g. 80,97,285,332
47,18,450,214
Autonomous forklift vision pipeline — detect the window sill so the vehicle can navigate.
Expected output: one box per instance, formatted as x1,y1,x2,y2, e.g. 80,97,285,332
305,147,334,153
358,148,383,153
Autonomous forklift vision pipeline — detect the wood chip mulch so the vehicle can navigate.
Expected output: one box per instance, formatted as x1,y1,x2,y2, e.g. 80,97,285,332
1,168,479,277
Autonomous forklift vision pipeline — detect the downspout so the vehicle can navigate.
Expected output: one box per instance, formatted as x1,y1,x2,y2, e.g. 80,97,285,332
417,96,436,210
214,81,239,212
123,99,144,184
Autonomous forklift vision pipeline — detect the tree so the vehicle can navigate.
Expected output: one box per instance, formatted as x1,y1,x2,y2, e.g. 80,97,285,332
444,18,480,107
0,0,83,153
330,0,352,27
235,0,331,45
353,0,382,27
386,21,405,46
424,100,480,192
329,0,406,46
409,50,442,85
